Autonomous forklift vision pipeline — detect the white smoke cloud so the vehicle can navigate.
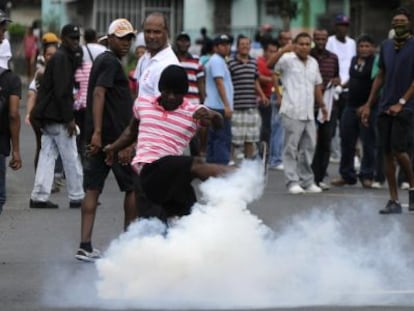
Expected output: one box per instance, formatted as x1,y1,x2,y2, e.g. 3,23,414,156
44,160,414,309
91,160,414,309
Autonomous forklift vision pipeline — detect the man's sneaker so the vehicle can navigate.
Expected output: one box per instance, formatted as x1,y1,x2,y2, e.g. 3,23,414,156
329,156,340,164
75,248,101,262
69,200,82,209
409,189,414,212
401,182,410,190
371,181,383,189
304,183,322,193
288,183,304,194
29,200,59,209
361,179,373,189
317,182,330,191
331,177,356,187
379,200,402,215
270,163,284,171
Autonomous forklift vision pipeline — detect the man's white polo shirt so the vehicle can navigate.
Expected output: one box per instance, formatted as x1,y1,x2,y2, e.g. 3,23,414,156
134,45,179,98
275,52,323,120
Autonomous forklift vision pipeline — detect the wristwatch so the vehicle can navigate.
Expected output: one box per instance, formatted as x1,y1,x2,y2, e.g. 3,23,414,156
399,98,407,105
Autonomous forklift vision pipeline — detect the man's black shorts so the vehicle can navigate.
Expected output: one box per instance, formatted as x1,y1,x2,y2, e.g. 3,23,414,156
83,151,135,192
377,110,414,154
140,155,196,218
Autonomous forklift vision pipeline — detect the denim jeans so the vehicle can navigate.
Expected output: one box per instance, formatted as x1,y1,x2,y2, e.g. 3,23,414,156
0,154,5,213
31,123,84,202
206,109,232,165
269,99,284,167
339,106,375,182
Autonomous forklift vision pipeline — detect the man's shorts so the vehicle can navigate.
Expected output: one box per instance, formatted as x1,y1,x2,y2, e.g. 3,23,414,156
231,108,261,145
83,151,135,192
377,110,414,154
140,155,196,218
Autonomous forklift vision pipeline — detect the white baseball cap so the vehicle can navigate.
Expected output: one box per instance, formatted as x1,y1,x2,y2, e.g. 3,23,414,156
107,18,137,38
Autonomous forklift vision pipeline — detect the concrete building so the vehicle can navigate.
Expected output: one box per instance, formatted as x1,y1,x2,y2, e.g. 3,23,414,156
3,0,410,54
36,0,413,45
41,0,184,37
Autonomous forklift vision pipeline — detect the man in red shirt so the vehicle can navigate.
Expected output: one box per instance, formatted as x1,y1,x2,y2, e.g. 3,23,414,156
257,39,284,169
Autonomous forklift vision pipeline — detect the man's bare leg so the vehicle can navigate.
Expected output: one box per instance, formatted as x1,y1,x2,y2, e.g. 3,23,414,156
80,189,99,243
244,142,255,159
123,190,137,230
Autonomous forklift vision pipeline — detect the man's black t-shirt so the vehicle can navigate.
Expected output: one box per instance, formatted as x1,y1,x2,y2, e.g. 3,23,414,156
0,71,22,155
348,55,375,107
84,51,133,145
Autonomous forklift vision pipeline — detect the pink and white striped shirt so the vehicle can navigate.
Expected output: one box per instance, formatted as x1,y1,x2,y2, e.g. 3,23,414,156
74,62,93,110
131,96,203,170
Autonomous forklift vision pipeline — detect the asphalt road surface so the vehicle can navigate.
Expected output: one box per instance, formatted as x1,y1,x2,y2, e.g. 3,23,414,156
1,98,414,311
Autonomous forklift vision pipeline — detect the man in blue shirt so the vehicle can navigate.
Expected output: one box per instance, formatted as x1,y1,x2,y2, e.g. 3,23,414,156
204,34,233,164
361,8,414,214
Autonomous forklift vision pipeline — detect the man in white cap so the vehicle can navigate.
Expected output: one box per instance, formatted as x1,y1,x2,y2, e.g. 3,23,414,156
76,18,137,262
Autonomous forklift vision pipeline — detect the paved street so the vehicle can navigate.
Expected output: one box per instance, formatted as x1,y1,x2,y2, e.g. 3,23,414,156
1,101,414,311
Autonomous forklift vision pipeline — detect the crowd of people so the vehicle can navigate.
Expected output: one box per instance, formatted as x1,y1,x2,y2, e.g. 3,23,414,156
1,7,414,261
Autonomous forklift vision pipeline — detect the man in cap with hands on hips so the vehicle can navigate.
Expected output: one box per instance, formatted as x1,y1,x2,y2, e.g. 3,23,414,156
76,18,137,262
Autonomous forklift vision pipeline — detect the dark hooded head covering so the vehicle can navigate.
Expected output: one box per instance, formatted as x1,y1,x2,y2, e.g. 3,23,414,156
158,65,189,94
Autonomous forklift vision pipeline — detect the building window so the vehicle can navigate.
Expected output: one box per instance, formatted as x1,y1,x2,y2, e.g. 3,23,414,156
265,0,279,16
94,0,183,36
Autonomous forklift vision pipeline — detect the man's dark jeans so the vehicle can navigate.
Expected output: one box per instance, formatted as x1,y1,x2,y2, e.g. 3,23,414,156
312,118,335,184
339,106,375,183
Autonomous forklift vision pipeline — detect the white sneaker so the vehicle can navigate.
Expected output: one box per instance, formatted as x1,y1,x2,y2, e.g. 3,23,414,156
304,183,322,193
288,184,304,194
275,163,284,171
371,181,383,189
318,182,330,191
401,182,410,190
75,248,101,262
329,156,340,164
270,163,284,171
236,152,244,160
